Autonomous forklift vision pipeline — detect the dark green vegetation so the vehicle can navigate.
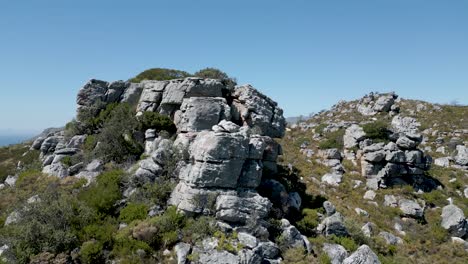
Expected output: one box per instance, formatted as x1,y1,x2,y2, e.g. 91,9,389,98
129,68,191,83
66,102,175,164
0,168,217,263
318,129,345,150
362,120,390,142
129,67,237,87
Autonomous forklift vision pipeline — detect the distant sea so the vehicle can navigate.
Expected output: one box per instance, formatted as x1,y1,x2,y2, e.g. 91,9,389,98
0,135,32,147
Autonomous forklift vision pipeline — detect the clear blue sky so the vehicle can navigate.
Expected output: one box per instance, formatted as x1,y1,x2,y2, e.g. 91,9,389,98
0,0,467,134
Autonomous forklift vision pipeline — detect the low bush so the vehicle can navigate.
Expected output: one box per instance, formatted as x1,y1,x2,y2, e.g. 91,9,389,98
362,121,390,142
119,203,149,223
318,129,345,149
194,67,237,87
80,170,124,216
138,111,176,133
80,240,104,264
129,68,191,83
295,208,320,236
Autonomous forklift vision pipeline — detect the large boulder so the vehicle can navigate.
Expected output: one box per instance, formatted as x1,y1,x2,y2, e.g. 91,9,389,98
441,204,468,238
344,124,366,149
398,199,424,218
343,245,380,264
317,212,348,237
215,191,271,224
454,145,468,166
232,85,285,138
174,97,231,132
323,243,348,264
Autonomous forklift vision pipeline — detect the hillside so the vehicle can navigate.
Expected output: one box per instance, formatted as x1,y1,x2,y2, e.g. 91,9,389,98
280,92,468,263
0,73,467,264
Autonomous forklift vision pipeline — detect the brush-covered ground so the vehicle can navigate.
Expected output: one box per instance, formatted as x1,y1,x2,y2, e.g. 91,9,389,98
278,95,468,263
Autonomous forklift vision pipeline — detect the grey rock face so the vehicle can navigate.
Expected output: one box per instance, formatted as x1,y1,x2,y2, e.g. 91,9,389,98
398,199,424,218
455,145,468,166
357,92,397,116
343,245,381,264
379,232,403,245
66,135,87,148
175,97,231,132
396,136,418,150
441,204,468,238
76,79,108,111
383,195,398,207
343,125,366,148
361,222,375,237
215,191,271,224
364,150,386,163
175,242,191,264
238,232,258,249
434,157,451,167
232,85,285,138
319,148,342,160
30,137,45,150
321,173,343,186
318,212,348,237
323,243,348,264
253,242,280,259
391,115,420,134
42,163,69,178
40,136,62,155
197,250,239,264
4,175,18,187
324,201,336,216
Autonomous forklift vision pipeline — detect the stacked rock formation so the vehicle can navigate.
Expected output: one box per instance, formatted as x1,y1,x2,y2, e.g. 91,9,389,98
65,77,309,262
343,115,433,191
123,78,286,220
356,92,399,116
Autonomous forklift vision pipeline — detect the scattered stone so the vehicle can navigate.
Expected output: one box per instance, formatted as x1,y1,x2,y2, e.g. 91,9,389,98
398,199,424,218
321,173,343,186
364,190,376,200
343,245,381,264
174,242,191,264
361,222,375,237
379,231,403,245
384,195,398,207
441,204,468,238
323,243,348,264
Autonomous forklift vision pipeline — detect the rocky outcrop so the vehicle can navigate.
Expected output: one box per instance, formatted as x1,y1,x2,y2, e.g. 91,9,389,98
76,79,143,117
343,116,434,191
356,92,398,116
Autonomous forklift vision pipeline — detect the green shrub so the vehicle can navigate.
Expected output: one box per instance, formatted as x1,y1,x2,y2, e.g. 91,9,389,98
61,156,73,167
314,123,328,135
138,111,176,133
295,208,319,236
319,129,345,149
119,203,149,223
80,219,117,248
362,121,390,142
194,67,237,87
130,180,175,206
182,216,216,243
129,68,191,83
329,235,358,252
4,191,95,263
80,170,124,216
80,240,104,264
93,104,143,163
